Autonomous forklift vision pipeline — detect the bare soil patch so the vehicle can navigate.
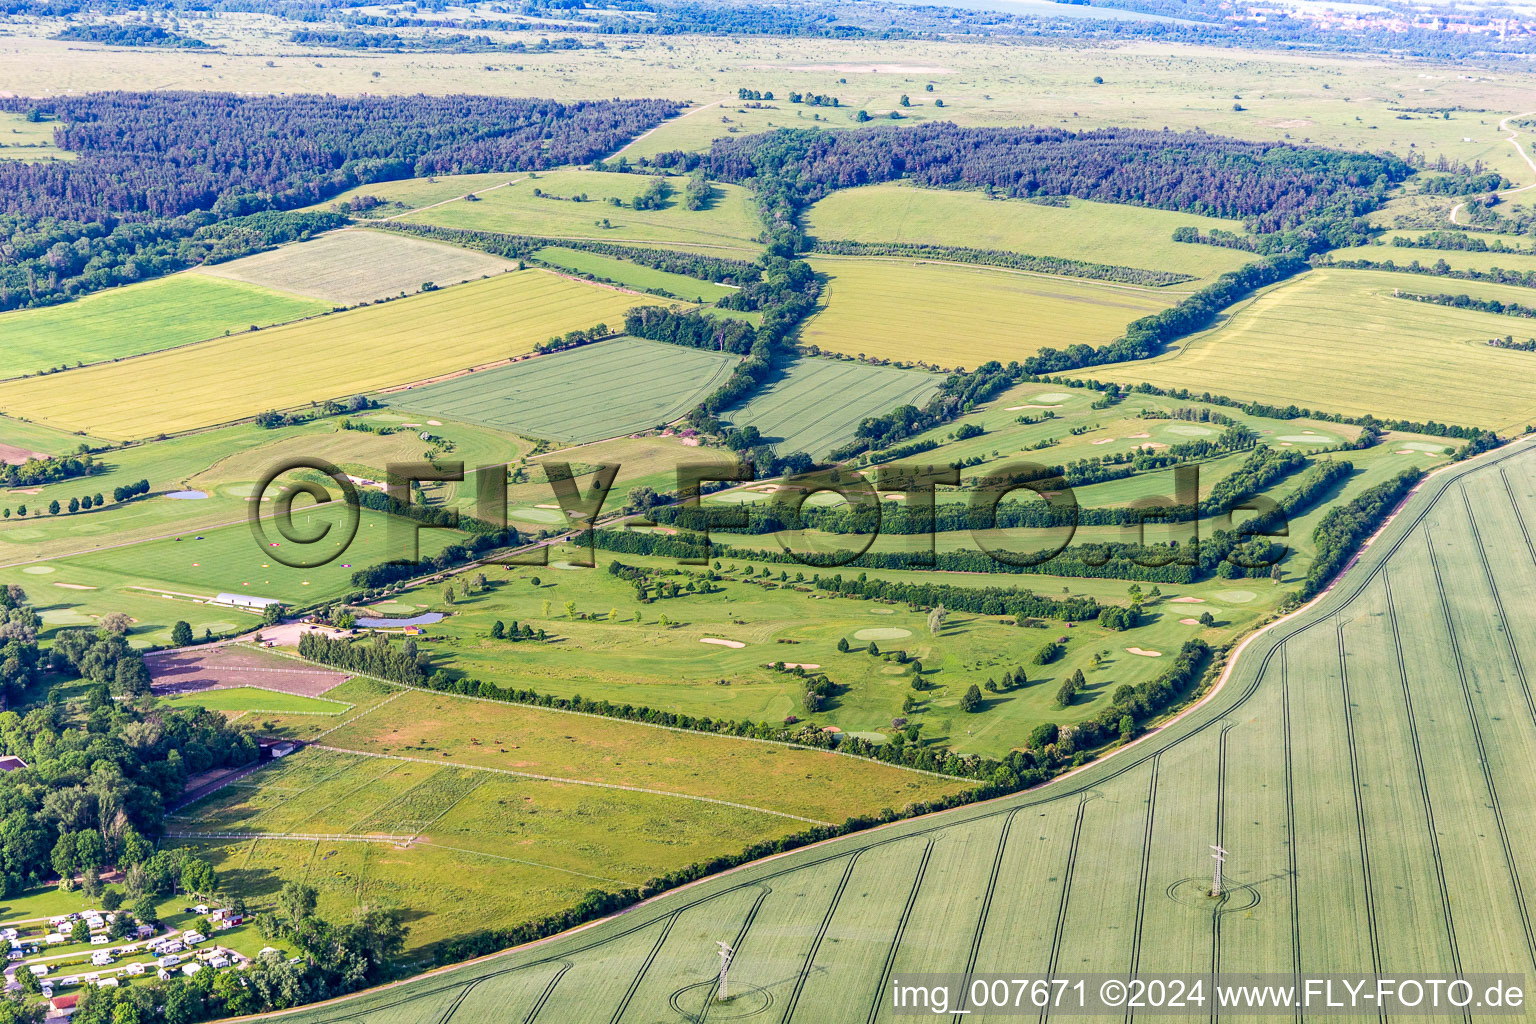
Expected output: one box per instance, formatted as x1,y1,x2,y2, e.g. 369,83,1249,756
148,645,349,696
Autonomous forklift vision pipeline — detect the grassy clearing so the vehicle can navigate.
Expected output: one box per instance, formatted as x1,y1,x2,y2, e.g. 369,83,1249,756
802,256,1175,368
533,246,738,302
0,270,668,440
158,686,353,715
272,438,1536,1024
0,110,71,161
0,273,327,379
393,169,764,250
722,357,943,458
803,183,1258,286
1327,240,1536,280
319,688,970,820
196,228,517,305
384,336,738,444
1089,267,1536,433
0,503,466,644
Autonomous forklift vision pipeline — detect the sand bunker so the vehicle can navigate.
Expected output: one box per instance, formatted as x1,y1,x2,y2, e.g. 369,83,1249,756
1006,404,1062,411
1091,438,1114,445
854,627,912,641
701,637,745,649
1126,647,1163,657
54,583,97,590
1128,432,1151,438
1179,618,1201,625
775,662,821,669
1170,596,1205,603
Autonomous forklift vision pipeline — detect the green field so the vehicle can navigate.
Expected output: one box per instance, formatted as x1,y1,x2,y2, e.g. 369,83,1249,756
0,110,71,161
381,169,764,251
169,699,969,955
722,357,943,458
1092,267,1536,433
159,686,353,715
272,435,1536,1024
1327,239,1536,281
803,183,1258,286
375,545,1279,759
0,502,468,644
533,246,739,302
196,228,517,305
0,272,327,378
0,270,669,440
803,256,1176,369
385,336,738,444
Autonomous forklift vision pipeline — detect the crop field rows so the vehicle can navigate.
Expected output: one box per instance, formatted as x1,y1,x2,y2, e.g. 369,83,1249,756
723,357,943,458
385,336,739,444
275,438,1536,1023
0,270,666,440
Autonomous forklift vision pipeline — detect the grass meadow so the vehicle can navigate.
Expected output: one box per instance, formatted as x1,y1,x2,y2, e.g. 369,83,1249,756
158,685,353,715
386,169,764,251
803,256,1176,368
0,110,71,161
1327,239,1536,280
384,336,739,444
803,184,1258,286
533,246,739,302
722,357,943,457
270,438,1536,1024
0,270,669,440
0,272,328,378
1091,267,1536,433
196,228,517,306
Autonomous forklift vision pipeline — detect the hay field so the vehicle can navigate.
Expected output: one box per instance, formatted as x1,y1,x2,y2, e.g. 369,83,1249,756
0,270,669,440
802,256,1174,368
533,246,739,302
169,746,808,953
275,437,1536,1024
195,228,517,305
398,170,764,250
803,183,1258,285
0,273,327,378
385,336,737,444
1091,267,1536,433
723,356,943,457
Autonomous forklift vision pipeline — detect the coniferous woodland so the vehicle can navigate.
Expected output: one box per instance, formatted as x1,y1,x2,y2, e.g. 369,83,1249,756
0,92,678,311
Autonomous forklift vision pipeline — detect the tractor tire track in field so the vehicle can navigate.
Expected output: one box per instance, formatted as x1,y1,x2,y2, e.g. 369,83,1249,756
1425,529,1536,973
1282,649,1302,1024
699,886,769,1024
607,913,679,1024
1040,795,1087,1024
1124,754,1160,1024
952,809,1022,1022
867,840,935,1024
1335,616,1385,1019
1382,571,1466,1014
781,852,863,1024
1208,723,1232,1024
522,962,574,1024
1460,483,1536,730
276,444,1536,1024
1499,467,1536,569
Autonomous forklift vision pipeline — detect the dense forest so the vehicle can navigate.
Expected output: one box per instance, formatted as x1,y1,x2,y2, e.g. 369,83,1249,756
0,93,677,311
655,123,1411,235
53,21,209,45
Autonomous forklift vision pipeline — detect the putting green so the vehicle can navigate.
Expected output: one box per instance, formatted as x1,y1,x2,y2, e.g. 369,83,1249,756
40,608,93,624
1164,424,1216,436
225,483,261,497
1,529,45,541
1275,434,1336,443
869,607,895,615
1396,441,1454,453
21,565,55,574
1214,589,1257,603
706,490,771,505
507,507,567,524
853,627,913,641
1030,392,1074,403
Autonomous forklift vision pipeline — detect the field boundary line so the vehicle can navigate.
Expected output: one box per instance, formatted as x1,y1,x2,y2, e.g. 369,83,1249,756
275,651,967,785
309,744,837,826
313,688,408,741
166,830,414,844
805,251,1194,297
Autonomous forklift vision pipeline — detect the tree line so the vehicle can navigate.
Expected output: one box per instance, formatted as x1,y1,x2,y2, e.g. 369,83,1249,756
1321,255,1536,291
807,239,1196,287
1391,288,1536,319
